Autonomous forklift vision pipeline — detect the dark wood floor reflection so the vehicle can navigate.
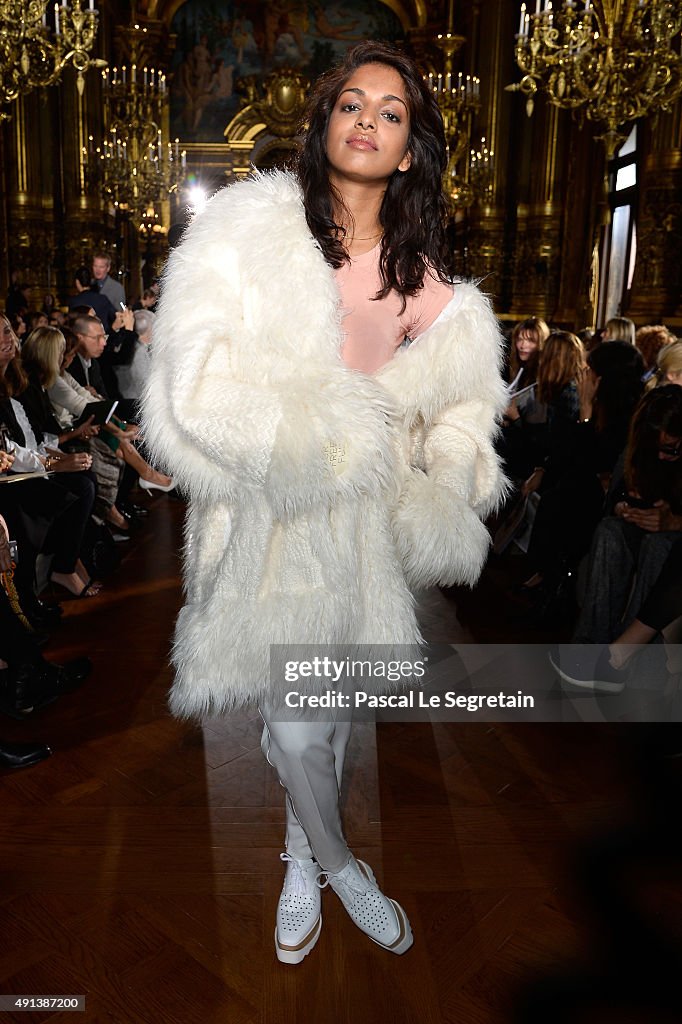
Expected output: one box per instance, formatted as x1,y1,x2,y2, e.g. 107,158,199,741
1,496,677,1023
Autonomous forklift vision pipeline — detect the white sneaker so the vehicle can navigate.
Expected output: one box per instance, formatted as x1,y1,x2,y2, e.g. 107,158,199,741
319,855,413,955
275,853,322,964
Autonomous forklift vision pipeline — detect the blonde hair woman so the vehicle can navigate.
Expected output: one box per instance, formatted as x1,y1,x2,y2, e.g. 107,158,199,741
603,316,636,346
656,340,682,386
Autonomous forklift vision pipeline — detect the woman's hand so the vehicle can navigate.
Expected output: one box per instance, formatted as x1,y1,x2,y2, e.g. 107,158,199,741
504,398,520,423
0,450,15,473
71,415,100,441
106,422,140,441
45,448,92,473
618,499,682,533
85,385,101,397
522,467,545,496
576,365,600,422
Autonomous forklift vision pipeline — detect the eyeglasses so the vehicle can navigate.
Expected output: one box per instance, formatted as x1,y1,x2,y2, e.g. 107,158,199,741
78,332,108,342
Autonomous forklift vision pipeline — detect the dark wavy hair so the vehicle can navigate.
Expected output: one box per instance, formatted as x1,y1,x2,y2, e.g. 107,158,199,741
588,340,644,435
625,384,682,511
297,41,452,308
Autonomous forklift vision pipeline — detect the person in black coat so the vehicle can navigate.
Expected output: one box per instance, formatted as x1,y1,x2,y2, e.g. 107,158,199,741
67,266,117,328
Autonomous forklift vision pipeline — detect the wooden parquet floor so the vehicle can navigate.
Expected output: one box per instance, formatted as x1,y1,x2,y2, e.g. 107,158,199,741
1,495,681,1023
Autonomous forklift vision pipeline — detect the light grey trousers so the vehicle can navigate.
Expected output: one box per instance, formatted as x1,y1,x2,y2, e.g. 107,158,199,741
260,705,353,873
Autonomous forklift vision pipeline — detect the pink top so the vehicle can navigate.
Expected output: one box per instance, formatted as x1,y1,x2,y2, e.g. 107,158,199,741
335,244,454,374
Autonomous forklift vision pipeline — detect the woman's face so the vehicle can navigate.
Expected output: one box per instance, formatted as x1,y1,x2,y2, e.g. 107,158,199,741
325,62,411,189
662,366,682,386
516,330,538,363
62,347,77,371
658,430,681,461
0,318,18,371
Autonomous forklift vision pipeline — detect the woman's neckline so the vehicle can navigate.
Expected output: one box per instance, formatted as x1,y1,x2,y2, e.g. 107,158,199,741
348,239,382,261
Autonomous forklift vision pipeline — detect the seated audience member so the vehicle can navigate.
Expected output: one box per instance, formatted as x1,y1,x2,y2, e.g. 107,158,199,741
570,385,682,651
520,338,645,603
133,288,158,312
519,329,586,487
27,312,48,333
67,266,117,329
17,328,99,453
9,313,26,343
0,513,91,722
506,316,549,391
597,537,682,685
18,327,134,535
115,309,155,402
48,310,67,329
636,324,675,382
603,316,636,346
501,317,550,480
577,327,598,354
60,316,174,495
0,315,99,601
655,340,682,387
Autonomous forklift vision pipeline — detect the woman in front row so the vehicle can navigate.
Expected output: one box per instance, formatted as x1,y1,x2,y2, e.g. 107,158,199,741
143,42,507,962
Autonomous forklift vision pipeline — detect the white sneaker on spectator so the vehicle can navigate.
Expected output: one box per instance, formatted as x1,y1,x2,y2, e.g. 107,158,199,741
275,853,322,964
319,855,413,954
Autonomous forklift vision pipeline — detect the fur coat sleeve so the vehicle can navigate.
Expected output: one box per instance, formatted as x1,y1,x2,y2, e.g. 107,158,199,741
376,283,509,589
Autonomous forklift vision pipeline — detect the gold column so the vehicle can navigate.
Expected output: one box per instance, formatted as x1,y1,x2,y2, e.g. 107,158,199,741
4,92,56,305
61,65,111,284
465,0,514,304
627,101,682,323
510,100,568,320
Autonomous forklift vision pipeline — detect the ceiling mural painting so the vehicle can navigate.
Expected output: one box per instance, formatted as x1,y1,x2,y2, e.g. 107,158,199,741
170,0,405,142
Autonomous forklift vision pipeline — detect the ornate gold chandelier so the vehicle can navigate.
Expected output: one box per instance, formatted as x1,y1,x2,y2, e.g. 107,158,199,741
0,0,105,118
508,0,682,156
423,28,485,209
84,25,185,224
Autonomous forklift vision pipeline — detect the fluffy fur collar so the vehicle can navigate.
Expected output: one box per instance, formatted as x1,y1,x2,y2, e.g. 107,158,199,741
169,170,507,423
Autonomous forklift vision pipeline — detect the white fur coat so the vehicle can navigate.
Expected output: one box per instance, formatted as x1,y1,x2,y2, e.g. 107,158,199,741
142,170,508,717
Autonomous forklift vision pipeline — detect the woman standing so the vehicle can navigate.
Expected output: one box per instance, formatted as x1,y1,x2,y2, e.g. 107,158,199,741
143,42,507,962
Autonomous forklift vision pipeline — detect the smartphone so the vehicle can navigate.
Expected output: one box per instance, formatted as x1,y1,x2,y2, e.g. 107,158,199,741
623,494,654,510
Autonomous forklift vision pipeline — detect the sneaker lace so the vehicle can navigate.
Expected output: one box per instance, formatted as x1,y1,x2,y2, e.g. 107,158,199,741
281,853,313,897
315,867,369,898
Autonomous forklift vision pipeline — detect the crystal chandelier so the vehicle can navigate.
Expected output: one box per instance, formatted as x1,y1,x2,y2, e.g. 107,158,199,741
508,0,682,157
84,27,185,223
0,0,106,118
425,30,482,208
